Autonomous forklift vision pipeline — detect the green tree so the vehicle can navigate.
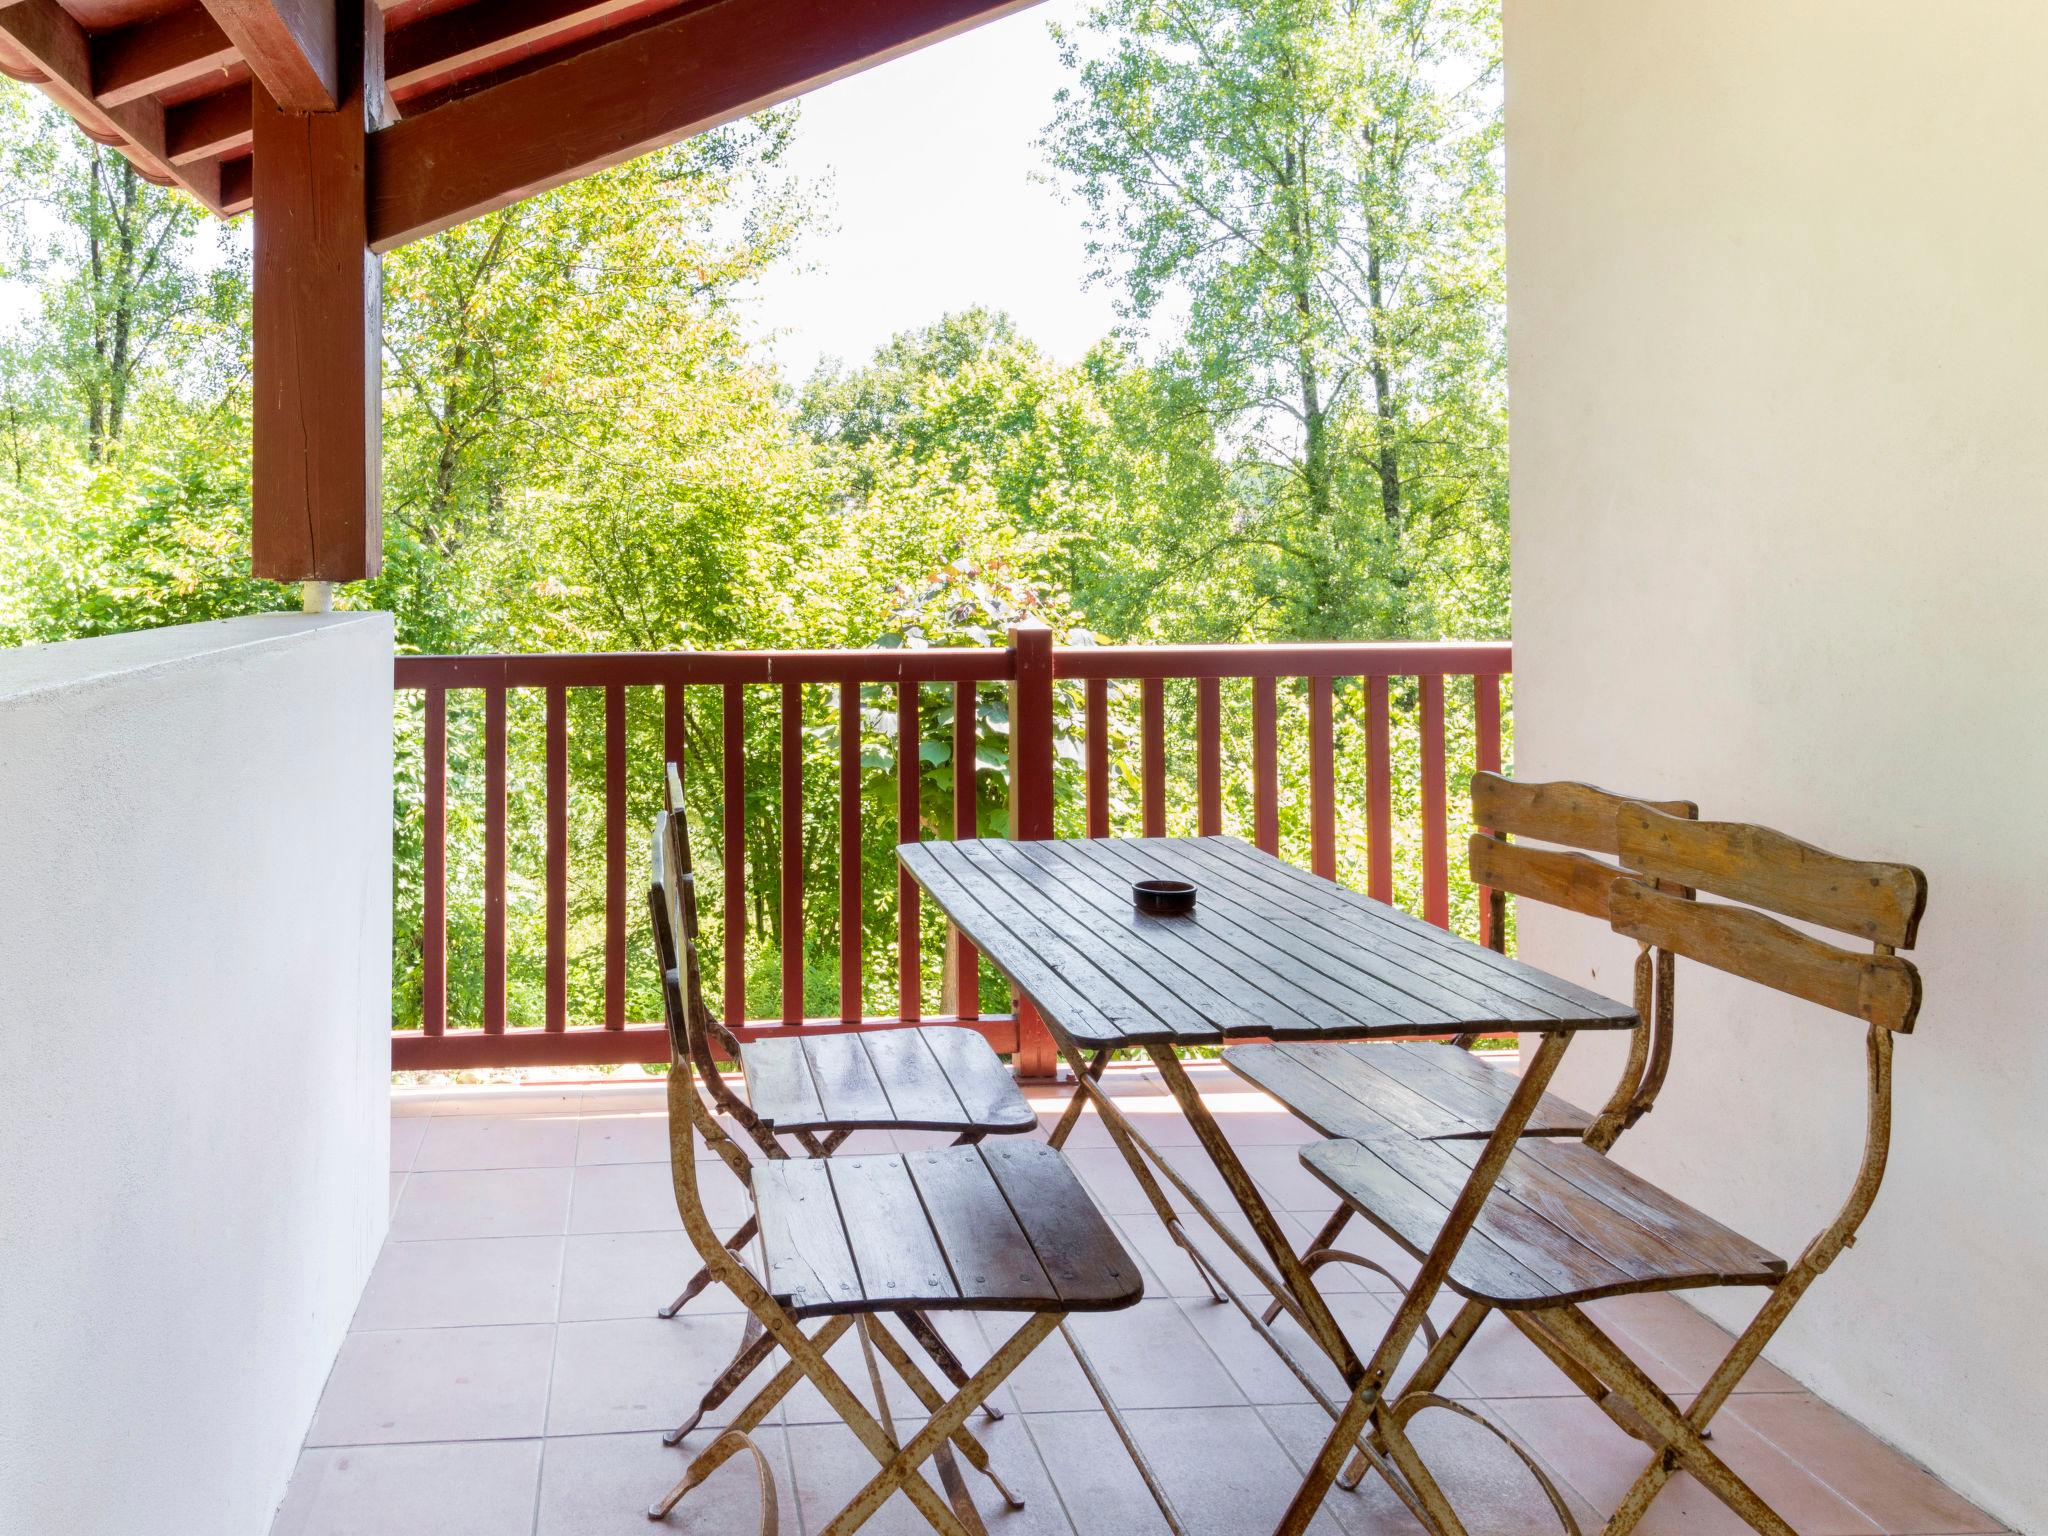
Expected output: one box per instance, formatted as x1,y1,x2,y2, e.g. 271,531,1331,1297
1046,0,1508,639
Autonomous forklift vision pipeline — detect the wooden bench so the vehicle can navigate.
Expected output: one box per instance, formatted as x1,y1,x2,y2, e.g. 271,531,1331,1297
1278,807,1928,1536
1225,774,1696,1315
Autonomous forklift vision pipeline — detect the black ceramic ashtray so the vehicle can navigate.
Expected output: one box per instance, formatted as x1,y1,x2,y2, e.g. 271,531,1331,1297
1132,878,1196,915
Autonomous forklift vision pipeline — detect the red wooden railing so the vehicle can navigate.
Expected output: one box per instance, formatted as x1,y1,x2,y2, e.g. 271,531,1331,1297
391,633,1510,1072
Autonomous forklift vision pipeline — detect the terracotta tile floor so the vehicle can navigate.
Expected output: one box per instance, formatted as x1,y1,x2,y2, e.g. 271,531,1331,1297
277,1065,2007,1536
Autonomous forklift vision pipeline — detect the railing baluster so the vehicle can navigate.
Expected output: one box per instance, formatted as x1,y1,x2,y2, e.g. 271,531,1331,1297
387,641,1509,1069
780,683,803,1025
722,682,746,1025
839,679,862,1023
951,679,979,1020
483,684,507,1034
545,683,566,1032
1367,674,1393,903
1420,673,1449,928
1141,676,1166,837
1197,676,1222,836
604,683,626,1029
1310,674,1336,880
422,684,446,1037
897,681,921,1022
1085,677,1109,837
1475,672,1504,949
1253,674,1280,854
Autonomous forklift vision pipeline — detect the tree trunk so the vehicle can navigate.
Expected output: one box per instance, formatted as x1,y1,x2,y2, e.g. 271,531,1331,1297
1366,240,1401,534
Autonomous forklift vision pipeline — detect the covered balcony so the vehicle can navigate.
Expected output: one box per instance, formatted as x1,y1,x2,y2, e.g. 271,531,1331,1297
1,1,2041,1534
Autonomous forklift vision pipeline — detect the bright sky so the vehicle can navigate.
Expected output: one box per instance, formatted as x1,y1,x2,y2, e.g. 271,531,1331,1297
3,6,1118,377
749,0,1122,383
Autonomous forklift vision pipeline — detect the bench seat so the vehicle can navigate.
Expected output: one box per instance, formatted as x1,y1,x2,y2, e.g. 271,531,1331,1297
1299,1133,1785,1310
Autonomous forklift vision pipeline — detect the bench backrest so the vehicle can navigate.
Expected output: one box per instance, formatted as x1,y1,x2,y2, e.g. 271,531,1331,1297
1611,807,1926,1032
1469,772,1697,925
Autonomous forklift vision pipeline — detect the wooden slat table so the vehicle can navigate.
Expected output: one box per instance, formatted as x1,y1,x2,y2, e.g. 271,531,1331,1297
900,834,1638,1532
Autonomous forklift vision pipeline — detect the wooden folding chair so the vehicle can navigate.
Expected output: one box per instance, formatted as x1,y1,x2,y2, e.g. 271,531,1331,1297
1225,774,1697,1311
1277,806,1927,1535
647,811,1150,1535
653,762,1038,1448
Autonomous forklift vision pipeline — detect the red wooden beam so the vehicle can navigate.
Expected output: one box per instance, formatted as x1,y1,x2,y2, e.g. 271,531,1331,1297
199,0,336,110
384,0,669,96
366,0,1042,250
166,82,251,165
93,5,238,108
0,0,224,210
249,0,377,580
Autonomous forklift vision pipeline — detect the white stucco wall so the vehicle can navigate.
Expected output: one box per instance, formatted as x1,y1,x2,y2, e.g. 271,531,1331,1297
1505,3,2048,1527
0,614,393,1536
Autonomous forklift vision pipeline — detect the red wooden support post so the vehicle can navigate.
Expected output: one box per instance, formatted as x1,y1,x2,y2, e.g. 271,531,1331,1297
1084,676,1109,838
1007,620,1058,1077
897,681,921,1022
722,682,746,1024
604,682,626,1029
1252,674,1280,854
1367,674,1393,903
249,0,380,584
1309,674,1336,880
544,683,566,1032
1475,673,1504,949
780,683,804,1024
949,680,980,1021
422,684,446,1036
483,684,507,1033
838,678,862,1022
1141,676,1166,837
1196,676,1222,836
1420,673,1449,928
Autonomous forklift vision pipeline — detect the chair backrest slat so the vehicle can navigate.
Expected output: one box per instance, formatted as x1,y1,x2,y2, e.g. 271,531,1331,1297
649,818,691,1062
1467,835,1622,923
1473,772,1696,857
1609,878,1922,1032
1617,807,1927,949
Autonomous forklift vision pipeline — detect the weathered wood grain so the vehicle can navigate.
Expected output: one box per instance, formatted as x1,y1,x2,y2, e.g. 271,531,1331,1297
1618,806,1927,948
1300,1133,1785,1310
1609,878,1921,1032
1472,772,1696,856
1468,834,1622,923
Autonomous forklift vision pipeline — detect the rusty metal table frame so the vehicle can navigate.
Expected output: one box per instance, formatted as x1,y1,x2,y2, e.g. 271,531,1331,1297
899,835,1639,1535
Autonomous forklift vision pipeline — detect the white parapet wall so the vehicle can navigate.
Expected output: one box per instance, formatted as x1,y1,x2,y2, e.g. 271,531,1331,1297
0,614,393,1536
1506,3,2047,1528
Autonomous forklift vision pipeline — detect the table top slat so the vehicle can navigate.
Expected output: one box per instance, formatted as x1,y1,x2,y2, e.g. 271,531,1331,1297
898,835,1637,1051
1165,840,1570,1024
988,839,1330,1037
1202,836,1636,1021
904,842,1151,1045
1075,838,1449,1030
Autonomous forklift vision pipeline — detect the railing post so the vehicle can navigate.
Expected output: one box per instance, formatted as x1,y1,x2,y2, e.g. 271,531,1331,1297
1007,619,1059,1079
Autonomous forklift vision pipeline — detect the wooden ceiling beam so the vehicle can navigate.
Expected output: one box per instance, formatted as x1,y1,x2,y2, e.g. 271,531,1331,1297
366,0,1041,250
0,0,225,210
383,0,664,97
220,151,251,210
165,81,251,164
197,0,336,110
93,5,238,108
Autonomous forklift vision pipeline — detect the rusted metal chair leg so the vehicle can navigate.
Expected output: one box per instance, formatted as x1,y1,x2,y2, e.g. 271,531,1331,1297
663,1313,769,1447
902,1309,1003,1422
658,1213,759,1319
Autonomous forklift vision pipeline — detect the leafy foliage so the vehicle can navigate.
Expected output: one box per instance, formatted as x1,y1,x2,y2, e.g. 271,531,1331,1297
0,0,1510,1037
